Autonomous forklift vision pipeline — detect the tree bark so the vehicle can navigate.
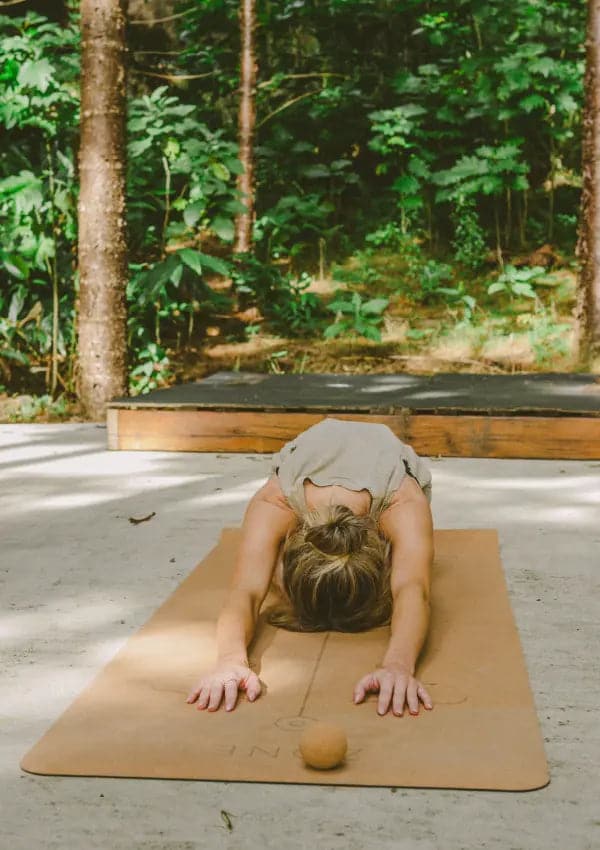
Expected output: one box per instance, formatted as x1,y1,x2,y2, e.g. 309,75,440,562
576,0,600,365
233,0,257,254
77,0,129,420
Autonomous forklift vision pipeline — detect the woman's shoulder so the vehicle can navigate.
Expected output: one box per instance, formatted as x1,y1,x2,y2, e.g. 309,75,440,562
254,474,298,515
378,474,430,518
377,475,433,543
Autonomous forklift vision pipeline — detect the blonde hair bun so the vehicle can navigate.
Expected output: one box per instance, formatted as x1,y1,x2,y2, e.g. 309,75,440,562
267,503,391,633
304,505,367,556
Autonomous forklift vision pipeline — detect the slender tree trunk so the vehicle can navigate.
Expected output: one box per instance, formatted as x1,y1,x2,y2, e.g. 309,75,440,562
494,202,503,268
505,187,512,251
576,0,600,365
548,137,555,242
233,0,257,254
77,0,128,419
45,140,60,396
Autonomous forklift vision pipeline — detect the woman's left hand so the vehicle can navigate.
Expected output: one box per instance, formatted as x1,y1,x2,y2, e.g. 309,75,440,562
353,664,433,716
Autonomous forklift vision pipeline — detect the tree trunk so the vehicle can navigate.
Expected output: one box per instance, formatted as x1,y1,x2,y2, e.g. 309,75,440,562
576,0,600,365
233,0,257,254
77,0,129,420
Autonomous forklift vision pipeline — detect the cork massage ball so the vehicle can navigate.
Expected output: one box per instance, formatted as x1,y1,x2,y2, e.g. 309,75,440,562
299,722,348,770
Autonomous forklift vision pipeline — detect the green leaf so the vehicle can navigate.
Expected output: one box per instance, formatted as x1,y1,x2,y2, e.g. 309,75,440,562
211,216,235,242
323,322,346,339
138,255,181,301
224,157,245,176
530,57,555,78
392,174,420,195
0,171,39,196
361,297,389,316
512,282,536,298
487,282,507,295
18,59,54,92
211,162,230,182
8,291,25,322
183,200,205,228
179,248,203,276
556,92,578,114
519,94,546,113
2,253,29,280
129,138,153,158
302,164,331,179
407,156,430,178
223,199,248,215
362,324,382,342
327,300,356,314
2,348,31,366
194,252,230,276
170,263,183,286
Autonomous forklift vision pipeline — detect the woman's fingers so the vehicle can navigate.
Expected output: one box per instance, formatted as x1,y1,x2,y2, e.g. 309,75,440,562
196,686,210,710
406,679,420,715
353,670,433,717
353,673,376,704
188,668,261,712
377,676,394,716
207,682,224,711
223,679,239,712
244,671,262,702
417,684,433,710
392,678,408,716
186,686,200,704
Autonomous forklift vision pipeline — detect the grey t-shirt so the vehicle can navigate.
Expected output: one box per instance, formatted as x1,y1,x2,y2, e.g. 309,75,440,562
272,418,432,513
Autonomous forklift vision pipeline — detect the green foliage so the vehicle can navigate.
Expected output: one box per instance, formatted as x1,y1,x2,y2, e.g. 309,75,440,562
254,193,336,263
129,342,172,396
0,12,79,388
4,393,70,422
487,265,547,300
0,1,587,395
324,291,389,341
527,313,572,367
0,289,47,368
232,257,324,336
368,105,433,231
451,197,488,271
432,142,529,203
0,11,79,136
364,222,406,251
126,85,243,255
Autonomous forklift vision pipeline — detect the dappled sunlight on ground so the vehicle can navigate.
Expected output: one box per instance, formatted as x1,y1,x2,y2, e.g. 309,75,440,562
1,423,599,845
193,478,268,507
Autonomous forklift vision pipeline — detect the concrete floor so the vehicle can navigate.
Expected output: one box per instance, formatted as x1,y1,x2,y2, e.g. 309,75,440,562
0,423,598,850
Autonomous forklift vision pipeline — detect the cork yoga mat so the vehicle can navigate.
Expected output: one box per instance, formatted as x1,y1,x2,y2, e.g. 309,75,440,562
21,529,549,790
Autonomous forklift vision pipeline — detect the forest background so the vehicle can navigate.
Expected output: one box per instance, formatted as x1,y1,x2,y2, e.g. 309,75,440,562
0,0,591,420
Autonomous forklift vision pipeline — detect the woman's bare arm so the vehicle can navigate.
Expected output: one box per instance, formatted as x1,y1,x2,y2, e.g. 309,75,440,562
216,476,295,664
379,476,433,675
187,475,295,711
353,475,434,715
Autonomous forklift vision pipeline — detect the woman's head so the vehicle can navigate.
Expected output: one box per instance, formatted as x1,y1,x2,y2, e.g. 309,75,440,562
268,505,391,632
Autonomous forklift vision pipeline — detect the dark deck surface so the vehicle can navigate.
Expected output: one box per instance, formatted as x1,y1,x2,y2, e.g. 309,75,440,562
109,371,600,415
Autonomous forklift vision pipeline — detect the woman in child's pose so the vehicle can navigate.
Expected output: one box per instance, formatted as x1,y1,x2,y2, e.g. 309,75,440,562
187,417,434,717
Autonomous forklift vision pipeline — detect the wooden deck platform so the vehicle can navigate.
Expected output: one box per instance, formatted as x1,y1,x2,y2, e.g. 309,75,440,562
106,371,600,459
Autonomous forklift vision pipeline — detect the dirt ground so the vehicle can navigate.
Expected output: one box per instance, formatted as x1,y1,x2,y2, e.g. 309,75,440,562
2,266,597,424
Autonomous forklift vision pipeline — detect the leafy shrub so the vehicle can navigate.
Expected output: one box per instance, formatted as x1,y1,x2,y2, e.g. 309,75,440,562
254,193,336,264
129,342,172,396
232,256,325,337
451,196,487,270
487,265,547,300
324,291,388,341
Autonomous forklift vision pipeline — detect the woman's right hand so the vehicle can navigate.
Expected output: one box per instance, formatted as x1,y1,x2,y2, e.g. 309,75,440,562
186,663,262,712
